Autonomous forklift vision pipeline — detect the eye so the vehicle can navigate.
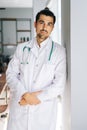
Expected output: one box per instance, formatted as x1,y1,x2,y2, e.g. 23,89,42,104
39,20,44,24
48,22,53,27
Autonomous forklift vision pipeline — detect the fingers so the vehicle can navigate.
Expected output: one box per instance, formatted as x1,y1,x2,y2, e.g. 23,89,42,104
21,91,42,98
32,90,42,96
19,98,41,106
19,90,42,106
22,92,30,98
19,98,28,105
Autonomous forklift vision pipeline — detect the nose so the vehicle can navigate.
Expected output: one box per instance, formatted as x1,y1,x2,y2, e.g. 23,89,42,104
43,23,47,30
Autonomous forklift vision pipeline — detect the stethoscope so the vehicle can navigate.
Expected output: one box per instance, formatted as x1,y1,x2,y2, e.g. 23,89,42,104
21,41,54,64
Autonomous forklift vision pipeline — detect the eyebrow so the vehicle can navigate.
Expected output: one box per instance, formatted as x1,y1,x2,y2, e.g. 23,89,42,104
38,19,54,25
38,20,44,22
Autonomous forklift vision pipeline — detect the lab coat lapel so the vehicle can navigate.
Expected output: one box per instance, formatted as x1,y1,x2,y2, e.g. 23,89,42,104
27,38,38,58
31,45,38,58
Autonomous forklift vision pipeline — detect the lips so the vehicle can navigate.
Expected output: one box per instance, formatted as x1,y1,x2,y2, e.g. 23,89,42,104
40,30,47,33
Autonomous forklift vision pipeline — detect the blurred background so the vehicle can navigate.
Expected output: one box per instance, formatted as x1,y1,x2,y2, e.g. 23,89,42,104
0,0,87,130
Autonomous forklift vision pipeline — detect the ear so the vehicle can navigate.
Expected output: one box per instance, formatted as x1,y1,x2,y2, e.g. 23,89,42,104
34,22,37,28
51,25,54,31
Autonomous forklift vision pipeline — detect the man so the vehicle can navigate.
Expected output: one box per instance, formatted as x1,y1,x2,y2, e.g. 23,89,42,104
6,8,66,130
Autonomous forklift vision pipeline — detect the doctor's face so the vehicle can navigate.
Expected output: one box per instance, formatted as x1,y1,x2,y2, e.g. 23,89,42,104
34,14,54,42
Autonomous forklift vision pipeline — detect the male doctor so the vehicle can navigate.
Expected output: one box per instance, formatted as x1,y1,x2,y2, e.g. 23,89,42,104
6,8,66,130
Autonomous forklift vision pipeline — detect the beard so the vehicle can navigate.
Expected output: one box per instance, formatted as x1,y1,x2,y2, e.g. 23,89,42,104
37,30,48,40
38,34,48,40
36,33,48,44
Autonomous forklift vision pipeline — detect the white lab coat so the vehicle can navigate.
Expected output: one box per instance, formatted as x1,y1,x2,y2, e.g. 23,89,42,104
6,37,66,130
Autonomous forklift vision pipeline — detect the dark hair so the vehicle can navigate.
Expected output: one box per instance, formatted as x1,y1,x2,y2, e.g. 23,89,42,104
35,7,56,24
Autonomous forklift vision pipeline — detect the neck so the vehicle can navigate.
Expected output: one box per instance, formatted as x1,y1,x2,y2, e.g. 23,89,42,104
36,36,48,47
36,38,43,47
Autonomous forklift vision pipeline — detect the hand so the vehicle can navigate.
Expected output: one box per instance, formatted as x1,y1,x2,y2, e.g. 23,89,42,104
19,91,42,106
19,98,28,106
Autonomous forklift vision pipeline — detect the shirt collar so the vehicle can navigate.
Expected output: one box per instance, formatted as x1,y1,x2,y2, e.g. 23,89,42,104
35,37,50,49
26,37,51,49
25,37,53,58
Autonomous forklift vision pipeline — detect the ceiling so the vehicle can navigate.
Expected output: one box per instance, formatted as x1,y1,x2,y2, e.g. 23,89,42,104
0,0,33,8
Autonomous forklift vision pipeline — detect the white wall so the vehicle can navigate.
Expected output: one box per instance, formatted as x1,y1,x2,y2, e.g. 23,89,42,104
71,0,87,130
61,0,71,130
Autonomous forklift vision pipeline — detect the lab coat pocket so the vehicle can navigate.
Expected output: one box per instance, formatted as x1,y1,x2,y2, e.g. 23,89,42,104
43,63,55,79
36,63,55,89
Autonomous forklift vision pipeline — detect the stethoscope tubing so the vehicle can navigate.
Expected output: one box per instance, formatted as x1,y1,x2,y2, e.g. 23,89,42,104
21,41,54,64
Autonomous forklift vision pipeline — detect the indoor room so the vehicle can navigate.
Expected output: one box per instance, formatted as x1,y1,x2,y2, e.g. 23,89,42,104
0,7,33,130
0,0,87,130
1,1,65,129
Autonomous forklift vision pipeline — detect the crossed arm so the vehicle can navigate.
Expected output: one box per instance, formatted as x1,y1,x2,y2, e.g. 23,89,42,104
19,91,42,106
6,45,66,106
